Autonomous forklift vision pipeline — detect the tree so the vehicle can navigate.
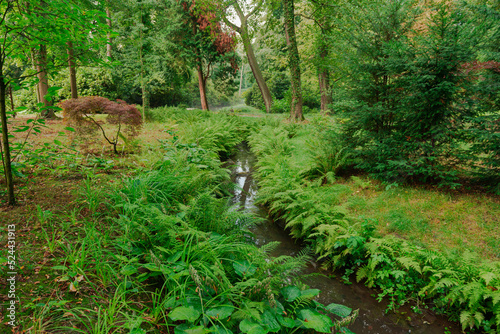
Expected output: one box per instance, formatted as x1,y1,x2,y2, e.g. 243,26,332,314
222,0,273,113
283,0,303,121
0,0,108,205
177,0,238,111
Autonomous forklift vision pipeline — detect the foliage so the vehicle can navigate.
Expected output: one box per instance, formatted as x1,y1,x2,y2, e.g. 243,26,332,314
248,118,500,332
107,127,356,333
335,1,484,187
60,96,142,153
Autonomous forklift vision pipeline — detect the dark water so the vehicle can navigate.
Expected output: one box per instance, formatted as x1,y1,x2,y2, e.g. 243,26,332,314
230,145,464,334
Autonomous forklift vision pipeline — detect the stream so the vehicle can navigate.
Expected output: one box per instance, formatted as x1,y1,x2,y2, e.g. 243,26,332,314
230,144,464,334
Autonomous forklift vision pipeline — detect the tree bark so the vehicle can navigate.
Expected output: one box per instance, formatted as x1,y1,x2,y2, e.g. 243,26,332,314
8,86,14,113
239,63,244,97
318,45,332,113
106,6,112,59
0,67,15,205
36,44,55,118
283,0,303,121
67,41,78,99
197,65,209,110
241,25,273,113
224,3,273,113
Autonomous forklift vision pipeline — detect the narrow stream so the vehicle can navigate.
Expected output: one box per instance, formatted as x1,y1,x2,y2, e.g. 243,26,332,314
230,144,464,334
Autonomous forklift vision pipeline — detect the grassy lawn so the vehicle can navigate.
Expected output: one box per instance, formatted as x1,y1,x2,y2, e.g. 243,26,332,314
342,178,500,260
285,117,500,261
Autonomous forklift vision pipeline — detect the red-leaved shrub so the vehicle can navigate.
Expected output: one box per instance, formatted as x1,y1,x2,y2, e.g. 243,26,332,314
60,96,142,153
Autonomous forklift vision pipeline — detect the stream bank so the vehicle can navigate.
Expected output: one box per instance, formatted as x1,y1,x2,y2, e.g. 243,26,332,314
230,143,464,334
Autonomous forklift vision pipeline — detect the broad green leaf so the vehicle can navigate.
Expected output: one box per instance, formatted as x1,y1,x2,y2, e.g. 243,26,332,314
233,260,257,277
280,286,301,302
206,306,234,320
120,264,139,276
213,326,233,334
339,328,355,334
174,324,211,334
276,315,296,328
261,309,280,332
54,139,62,146
300,289,320,299
168,306,201,322
298,309,332,333
239,319,268,334
64,126,76,132
326,303,352,318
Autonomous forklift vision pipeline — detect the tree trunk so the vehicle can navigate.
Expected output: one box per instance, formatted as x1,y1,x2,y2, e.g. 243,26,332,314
67,41,78,99
283,0,303,121
0,68,15,205
240,24,273,113
8,86,14,113
318,45,332,113
318,69,331,113
197,65,209,110
36,45,55,118
106,6,112,59
239,64,244,97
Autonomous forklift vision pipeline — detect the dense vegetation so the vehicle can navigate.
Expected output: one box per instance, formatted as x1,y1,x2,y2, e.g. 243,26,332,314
1,0,500,333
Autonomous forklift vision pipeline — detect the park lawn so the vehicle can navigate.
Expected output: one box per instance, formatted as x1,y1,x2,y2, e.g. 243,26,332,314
285,121,500,261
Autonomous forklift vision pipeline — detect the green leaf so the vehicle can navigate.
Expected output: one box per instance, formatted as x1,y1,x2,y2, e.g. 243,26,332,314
120,264,139,276
168,306,201,322
239,319,268,334
276,315,296,329
143,263,161,272
261,309,280,332
300,289,320,299
326,303,352,318
233,260,257,277
174,324,211,334
64,126,76,132
213,326,233,334
339,328,355,334
298,309,332,333
54,139,62,146
280,286,301,302
205,306,234,320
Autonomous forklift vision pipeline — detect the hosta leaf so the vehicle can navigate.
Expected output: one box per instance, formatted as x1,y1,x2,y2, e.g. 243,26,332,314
261,309,280,332
206,306,234,320
168,306,201,322
239,319,268,334
120,264,139,276
276,315,296,328
281,286,301,302
300,289,320,299
298,309,332,333
174,324,211,334
326,303,352,318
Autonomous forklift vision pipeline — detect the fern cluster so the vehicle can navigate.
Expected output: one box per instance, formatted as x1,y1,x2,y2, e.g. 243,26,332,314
249,120,500,333
107,115,356,333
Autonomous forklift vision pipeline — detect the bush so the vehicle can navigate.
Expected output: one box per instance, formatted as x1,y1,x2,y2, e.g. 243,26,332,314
59,96,142,153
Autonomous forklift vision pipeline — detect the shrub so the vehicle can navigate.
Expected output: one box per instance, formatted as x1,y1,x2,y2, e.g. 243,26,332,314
59,96,142,154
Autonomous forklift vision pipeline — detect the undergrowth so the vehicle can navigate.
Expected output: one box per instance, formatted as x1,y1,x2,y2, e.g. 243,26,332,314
248,119,500,333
